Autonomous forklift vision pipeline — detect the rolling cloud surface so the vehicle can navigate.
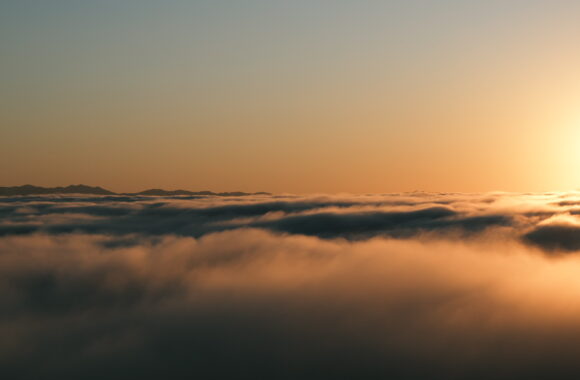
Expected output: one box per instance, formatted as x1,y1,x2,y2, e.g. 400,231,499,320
4,192,580,378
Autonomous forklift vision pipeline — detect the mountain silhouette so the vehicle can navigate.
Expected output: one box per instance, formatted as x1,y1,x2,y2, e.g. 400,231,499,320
0,185,115,196
129,189,271,196
0,185,270,197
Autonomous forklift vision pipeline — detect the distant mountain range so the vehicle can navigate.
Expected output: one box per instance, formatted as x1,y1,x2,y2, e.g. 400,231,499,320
0,185,270,197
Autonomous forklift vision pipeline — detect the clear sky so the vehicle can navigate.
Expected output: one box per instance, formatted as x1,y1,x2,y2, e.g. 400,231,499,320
2,0,580,193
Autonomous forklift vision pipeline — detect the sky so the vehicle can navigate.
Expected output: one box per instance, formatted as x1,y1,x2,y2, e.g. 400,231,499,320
2,0,580,193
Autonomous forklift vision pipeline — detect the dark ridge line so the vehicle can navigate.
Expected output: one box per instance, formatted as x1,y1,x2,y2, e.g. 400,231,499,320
0,185,271,197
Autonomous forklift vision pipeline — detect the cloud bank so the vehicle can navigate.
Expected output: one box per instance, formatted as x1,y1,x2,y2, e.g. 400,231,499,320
4,192,580,378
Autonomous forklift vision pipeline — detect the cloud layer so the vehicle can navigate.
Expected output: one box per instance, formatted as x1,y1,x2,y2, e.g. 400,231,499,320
4,192,580,378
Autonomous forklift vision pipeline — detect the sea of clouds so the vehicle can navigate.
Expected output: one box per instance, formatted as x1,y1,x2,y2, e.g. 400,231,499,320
4,192,580,378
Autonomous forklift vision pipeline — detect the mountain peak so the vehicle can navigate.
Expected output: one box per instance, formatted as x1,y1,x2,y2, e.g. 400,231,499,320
0,185,115,196
0,185,270,197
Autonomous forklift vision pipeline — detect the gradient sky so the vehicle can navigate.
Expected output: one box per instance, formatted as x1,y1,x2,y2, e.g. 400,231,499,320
2,0,580,193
